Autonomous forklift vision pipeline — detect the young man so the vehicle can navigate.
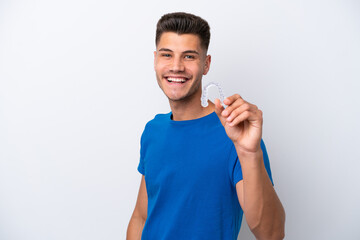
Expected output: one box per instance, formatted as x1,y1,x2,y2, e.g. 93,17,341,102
127,12,285,240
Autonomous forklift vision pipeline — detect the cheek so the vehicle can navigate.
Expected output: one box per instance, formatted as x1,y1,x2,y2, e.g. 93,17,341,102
186,62,200,72
191,65,204,76
154,63,163,75
155,61,168,73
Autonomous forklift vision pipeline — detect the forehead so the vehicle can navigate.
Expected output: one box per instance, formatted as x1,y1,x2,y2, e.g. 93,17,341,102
157,32,202,52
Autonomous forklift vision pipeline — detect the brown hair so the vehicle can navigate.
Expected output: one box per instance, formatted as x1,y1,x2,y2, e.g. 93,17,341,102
155,12,211,51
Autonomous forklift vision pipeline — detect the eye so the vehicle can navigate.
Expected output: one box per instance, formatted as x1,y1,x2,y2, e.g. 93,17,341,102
161,53,171,57
184,55,195,59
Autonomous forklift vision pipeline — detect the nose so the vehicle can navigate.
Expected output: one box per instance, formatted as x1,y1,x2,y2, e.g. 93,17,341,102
170,56,185,72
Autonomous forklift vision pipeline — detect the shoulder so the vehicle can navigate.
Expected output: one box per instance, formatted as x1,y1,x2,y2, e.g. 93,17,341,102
141,112,170,136
145,112,169,128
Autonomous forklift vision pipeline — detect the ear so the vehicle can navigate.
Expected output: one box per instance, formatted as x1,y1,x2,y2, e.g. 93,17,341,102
203,55,211,75
153,51,157,70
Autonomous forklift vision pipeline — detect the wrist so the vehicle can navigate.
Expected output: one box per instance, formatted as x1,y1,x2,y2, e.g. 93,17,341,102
233,142,261,156
233,143,263,163
238,149,262,159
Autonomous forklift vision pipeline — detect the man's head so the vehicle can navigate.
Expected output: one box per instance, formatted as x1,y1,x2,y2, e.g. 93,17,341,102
154,12,212,104
156,12,211,53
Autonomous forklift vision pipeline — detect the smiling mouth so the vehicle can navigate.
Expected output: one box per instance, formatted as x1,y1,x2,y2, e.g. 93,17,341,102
166,77,190,83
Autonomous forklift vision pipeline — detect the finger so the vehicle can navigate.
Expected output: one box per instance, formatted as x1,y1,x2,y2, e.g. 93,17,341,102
223,94,242,106
229,111,252,127
214,98,226,125
226,103,258,123
214,98,225,115
221,97,245,118
229,109,262,127
214,98,225,114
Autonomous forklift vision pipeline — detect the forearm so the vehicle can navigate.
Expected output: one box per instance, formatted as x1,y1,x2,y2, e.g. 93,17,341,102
126,216,145,240
235,145,285,240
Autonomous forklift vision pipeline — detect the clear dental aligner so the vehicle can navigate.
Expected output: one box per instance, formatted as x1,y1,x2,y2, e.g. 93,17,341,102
201,82,225,107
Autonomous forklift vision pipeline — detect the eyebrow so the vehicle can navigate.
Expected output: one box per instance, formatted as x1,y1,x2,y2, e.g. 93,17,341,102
158,48,200,55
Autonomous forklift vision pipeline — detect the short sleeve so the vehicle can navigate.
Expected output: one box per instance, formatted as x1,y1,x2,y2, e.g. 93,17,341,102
261,139,274,185
229,145,243,187
229,139,274,187
137,126,147,175
137,157,145,175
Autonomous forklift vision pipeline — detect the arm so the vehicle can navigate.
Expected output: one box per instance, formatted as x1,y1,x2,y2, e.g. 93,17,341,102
235,150,285,240
126,175,148,240
214,95,285,240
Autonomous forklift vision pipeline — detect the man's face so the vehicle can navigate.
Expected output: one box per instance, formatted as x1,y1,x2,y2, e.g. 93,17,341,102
154,32,211,103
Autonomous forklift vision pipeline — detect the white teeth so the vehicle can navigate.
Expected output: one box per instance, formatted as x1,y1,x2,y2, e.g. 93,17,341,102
167,77,187,83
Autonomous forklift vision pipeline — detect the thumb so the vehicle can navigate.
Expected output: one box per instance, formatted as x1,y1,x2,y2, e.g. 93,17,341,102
214,98,226,125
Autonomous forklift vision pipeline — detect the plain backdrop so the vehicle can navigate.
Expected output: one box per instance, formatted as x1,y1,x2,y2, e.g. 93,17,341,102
1,0,359,239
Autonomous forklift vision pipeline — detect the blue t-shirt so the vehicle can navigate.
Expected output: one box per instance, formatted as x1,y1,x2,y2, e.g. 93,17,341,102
138,111,273,240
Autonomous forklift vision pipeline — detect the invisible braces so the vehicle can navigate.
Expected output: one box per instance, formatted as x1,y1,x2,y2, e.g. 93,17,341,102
201,82,225,107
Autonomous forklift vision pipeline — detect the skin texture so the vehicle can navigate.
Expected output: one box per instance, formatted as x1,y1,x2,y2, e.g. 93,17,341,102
153,32,213,121
127,32,285,240
154,32,210,102
215,97,286,240
127,176,147,240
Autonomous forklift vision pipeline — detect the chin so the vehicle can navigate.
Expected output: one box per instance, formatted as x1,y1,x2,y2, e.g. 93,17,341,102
158,76,202,103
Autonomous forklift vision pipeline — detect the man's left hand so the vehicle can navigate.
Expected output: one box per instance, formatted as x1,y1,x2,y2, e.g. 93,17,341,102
214,94,263,153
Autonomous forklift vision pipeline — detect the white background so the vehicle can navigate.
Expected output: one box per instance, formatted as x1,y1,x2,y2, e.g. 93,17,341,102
1,0,359,239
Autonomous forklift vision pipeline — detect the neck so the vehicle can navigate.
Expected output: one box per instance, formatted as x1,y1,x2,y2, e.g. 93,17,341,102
169,91,215,121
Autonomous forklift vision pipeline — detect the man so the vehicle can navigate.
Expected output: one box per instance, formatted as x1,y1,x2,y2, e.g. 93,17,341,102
127,12,285,240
